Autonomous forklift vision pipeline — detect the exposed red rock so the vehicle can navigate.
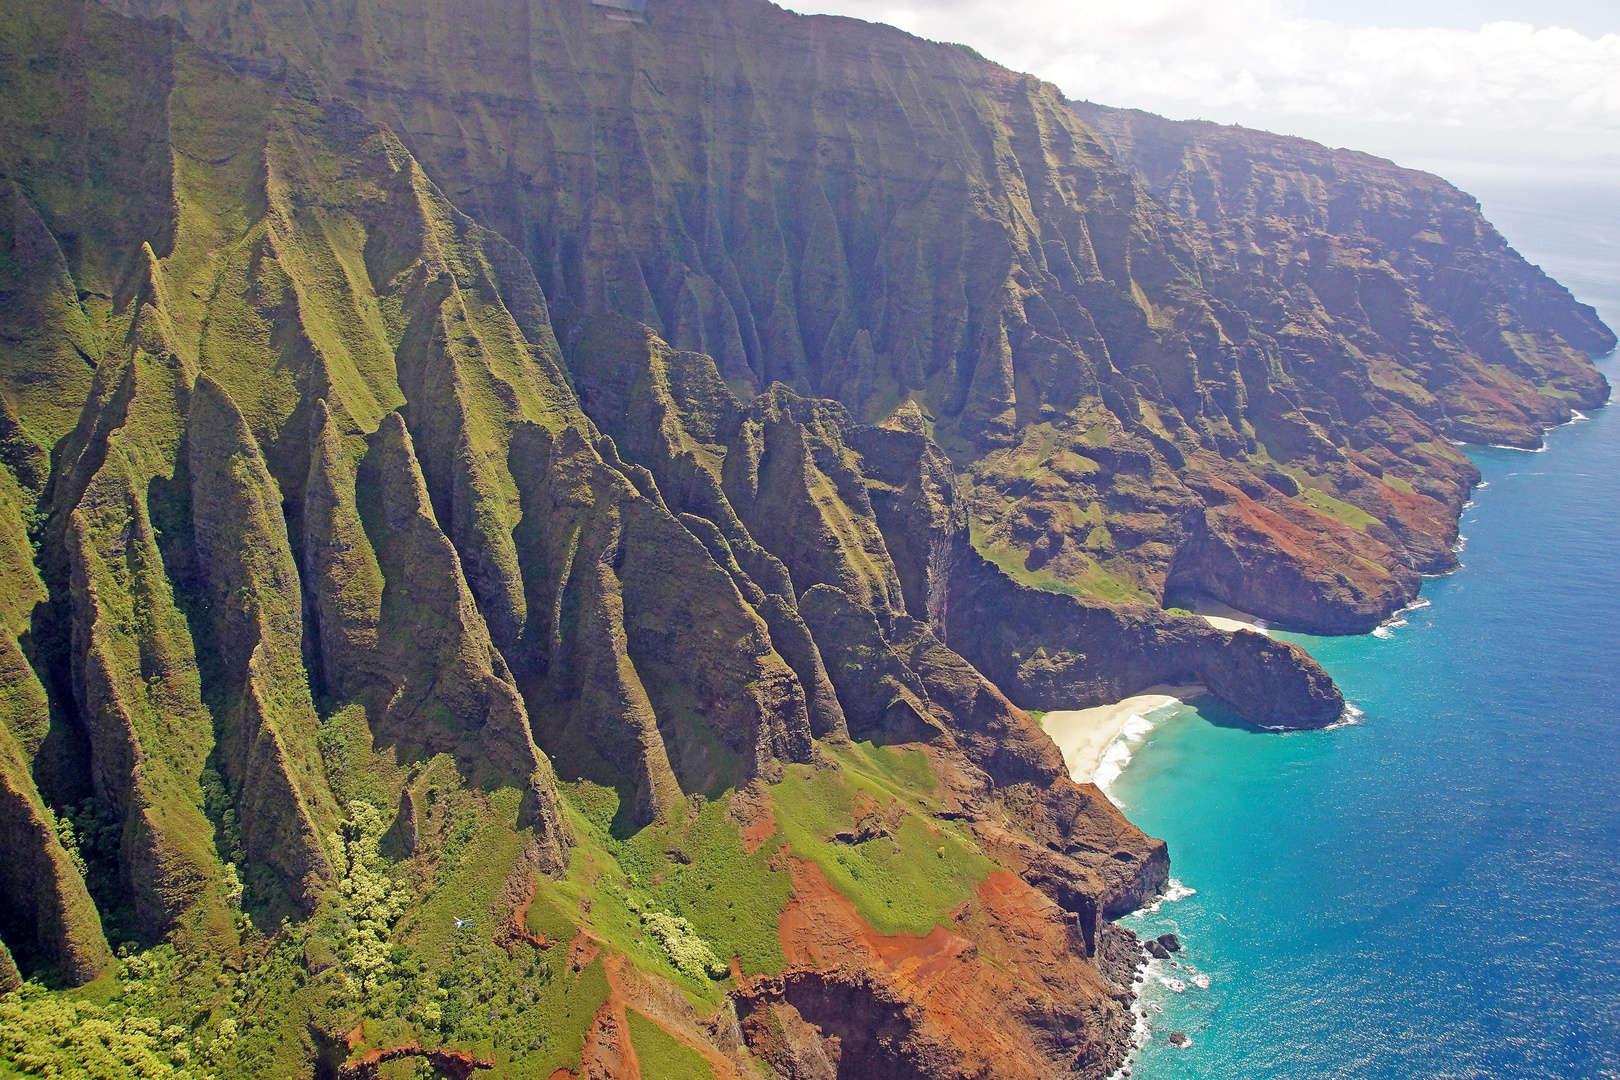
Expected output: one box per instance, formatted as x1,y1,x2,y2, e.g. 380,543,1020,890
735,859,1134,1078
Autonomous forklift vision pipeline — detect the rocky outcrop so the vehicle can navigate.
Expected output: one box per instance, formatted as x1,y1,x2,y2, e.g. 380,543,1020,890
847,416,963,638
59,323,239,943
340,1044,492,1080
509,418,815,826
320,409,570,849
0,937,21,993
0,317,110,984
947,538,1344,728
568,315,850,741
1056,101,1613,626
107,0,1606,630
735,862,1138,1079
1168,468,1422,634
798,587,942,746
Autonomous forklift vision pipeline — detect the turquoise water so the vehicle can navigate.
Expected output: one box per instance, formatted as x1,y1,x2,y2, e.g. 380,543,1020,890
1116,364,1620,1078
1115,210,1620,1077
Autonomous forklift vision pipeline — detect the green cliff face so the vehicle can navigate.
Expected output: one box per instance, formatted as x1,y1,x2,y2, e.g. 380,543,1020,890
1072,102,1614,447
98,0,1609,632
0,0,1609,1076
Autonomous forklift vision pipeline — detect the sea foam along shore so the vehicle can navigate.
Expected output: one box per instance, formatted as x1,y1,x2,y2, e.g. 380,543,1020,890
1041,685,1207,799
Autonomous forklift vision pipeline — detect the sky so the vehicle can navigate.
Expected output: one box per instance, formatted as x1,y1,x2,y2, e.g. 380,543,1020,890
778,0,1620,194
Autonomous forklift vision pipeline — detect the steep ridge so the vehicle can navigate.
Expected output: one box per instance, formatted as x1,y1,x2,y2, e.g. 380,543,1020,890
1072,101,1615,448
0,0,1610,1077
1071,101,1614,625
109,0,1611,632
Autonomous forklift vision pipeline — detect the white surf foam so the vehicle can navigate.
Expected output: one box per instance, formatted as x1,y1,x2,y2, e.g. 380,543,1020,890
1163,879,1196,902
1091,736,1134,792
1327,702,1364,729
1108,993,1156,1080
1191,973,1211,990
1094,702,1185,800
1372,596,1429,639
1139,879,1197,913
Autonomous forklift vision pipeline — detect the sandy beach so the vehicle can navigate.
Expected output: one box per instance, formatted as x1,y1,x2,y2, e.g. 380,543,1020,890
1189,597,1270,635
1040,684,1207,785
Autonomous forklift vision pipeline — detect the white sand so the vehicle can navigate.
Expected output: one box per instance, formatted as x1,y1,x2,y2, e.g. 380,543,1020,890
1189,597,1269,636
1040,684,1206,785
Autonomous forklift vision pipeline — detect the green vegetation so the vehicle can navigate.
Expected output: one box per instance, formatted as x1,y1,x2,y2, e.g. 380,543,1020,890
770,753,992,938
626,1010,716,1080
1295,486,1381,531
316,707,401,810
0,982,212,1080
971,524,1150,604
1416,440,1472,466
634,911,727,980
402,780,530,968
1366,359,1437,408
329,802,409,997
838,741,941,802
0,0,1603,1073
0,939,302,1080
960,425,1155,605
0,784,618,1080
522,891,577,947
546,783,793,984
404,931,609,1076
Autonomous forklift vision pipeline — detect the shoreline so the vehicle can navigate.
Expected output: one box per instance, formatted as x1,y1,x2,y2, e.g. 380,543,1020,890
1040,685,1207,788
1188,597,1270,636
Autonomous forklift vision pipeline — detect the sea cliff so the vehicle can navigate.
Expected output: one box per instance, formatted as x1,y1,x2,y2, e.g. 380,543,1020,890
0,0,1608,1076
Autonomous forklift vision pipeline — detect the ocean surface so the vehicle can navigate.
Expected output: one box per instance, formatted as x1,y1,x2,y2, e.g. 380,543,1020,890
1112,196,1620,1080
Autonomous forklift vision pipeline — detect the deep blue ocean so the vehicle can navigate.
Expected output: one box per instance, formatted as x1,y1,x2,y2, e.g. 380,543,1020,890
1115,192,1620,1080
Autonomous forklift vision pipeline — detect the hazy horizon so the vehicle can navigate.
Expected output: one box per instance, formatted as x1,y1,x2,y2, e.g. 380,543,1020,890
781,2,1620,194
782,0,1620,325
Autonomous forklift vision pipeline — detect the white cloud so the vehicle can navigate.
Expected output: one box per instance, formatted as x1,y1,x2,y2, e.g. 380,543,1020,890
784,1,1620,136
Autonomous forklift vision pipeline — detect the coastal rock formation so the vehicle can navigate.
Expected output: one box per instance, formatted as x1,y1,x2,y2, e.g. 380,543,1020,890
1072,102,1614,450
0,0,1608,1076
1072,101,1613,628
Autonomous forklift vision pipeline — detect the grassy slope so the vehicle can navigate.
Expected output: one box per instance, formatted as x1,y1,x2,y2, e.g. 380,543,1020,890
770,744,993,938
627,1009,717,1080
